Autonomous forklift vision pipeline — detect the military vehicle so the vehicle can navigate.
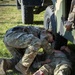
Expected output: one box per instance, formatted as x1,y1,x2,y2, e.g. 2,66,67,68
16,0,53,24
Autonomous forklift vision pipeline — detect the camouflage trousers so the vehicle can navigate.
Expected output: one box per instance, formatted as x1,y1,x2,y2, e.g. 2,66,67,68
33,51,72,75
3,30,41,70
34,64,71,75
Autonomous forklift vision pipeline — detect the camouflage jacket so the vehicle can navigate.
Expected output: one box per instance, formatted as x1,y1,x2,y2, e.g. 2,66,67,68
5,26,53,54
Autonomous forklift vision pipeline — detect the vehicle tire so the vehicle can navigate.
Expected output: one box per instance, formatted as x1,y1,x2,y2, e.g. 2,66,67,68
44,6,56,34
44,6,56,35
16,0,21,9
44,6,56,49
21,5,33,24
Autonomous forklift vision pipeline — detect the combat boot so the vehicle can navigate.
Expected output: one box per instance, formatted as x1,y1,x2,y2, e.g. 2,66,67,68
15,62,28,75
0,58,13,75
0,59,6,75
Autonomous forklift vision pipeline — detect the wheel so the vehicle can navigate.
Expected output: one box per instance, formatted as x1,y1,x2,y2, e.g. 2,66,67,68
44,6,56,35
21,5,33,24
16,0,21,9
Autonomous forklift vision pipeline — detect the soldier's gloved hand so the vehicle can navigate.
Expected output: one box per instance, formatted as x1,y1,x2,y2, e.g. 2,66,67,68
64,46,71,54
60,46,66,50
41,59,51,65
65,25,72,31
65,21,72,31
60,46,71,54
33,70,44,75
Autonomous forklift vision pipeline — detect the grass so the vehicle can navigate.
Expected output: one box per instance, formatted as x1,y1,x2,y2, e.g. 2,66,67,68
0,0,16,5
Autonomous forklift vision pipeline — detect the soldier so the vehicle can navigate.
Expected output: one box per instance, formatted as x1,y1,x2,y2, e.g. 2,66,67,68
0,26,54,75
65,0,75,31
33,46,72,75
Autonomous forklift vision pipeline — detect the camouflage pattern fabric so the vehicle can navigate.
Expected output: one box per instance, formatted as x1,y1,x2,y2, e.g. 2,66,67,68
33,50,71,75
66,8,75,25
69,0,75,13
3,26,53,71
65,0,75,26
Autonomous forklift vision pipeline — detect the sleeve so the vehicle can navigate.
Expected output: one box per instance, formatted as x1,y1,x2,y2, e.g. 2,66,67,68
68,0,75,22
65,8,75,26
68,12,75,23
69,0,75,13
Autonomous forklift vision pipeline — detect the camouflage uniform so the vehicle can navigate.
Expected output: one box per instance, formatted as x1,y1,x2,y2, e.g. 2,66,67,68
3,26,72,75
3,26,53,73
65,0,75,27
33,50,72,75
